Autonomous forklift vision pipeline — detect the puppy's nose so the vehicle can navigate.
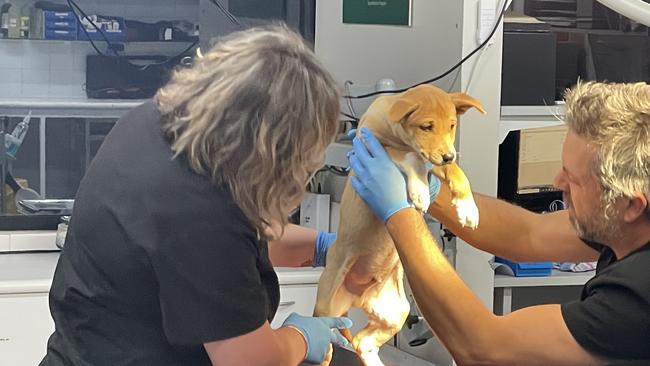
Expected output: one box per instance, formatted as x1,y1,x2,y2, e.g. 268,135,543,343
441,153,455,163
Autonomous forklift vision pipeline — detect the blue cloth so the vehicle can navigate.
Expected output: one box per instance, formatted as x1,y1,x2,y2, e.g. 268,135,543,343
313,231,336,267
282,312,352,364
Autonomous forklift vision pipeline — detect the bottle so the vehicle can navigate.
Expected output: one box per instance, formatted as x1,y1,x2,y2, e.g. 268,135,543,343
4,111,31,158
0,3,11,38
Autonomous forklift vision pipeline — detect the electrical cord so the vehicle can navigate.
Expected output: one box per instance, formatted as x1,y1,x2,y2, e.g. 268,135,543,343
67,0,119,57
67,0,198,68
340,112,359,122
343,0,511,100
344,80,359,120
208,0,242,26
326,165,349,176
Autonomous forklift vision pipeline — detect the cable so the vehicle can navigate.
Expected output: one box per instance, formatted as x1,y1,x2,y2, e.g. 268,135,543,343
340,111,359,122
344,80,359,120
326,165,349,176
67,0,119,57
67,0,198,68
344,0,511,100
208,0,242,26
463,45,489,93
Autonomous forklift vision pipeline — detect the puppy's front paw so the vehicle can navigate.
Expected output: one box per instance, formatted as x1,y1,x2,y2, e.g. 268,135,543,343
408,180,430,212
452,196,479,229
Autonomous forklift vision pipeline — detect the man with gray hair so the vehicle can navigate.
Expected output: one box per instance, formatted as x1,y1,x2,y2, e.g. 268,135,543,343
349,81,650,365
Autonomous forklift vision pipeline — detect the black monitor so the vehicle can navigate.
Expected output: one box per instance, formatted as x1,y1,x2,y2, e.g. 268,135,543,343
586,33,650,83
199,0,316,51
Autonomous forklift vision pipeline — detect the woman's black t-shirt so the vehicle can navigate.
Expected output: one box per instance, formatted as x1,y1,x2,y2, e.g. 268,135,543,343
40,101,280,365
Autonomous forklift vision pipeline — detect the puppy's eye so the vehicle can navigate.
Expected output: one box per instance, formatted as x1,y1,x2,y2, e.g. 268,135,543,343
419,124,433,132
450,124,456,130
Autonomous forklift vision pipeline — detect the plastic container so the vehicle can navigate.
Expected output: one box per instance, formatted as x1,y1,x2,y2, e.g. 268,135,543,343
495,257,553,277
45,28,76,40
43,10,75,21
45,19,76,30
77,16,126,42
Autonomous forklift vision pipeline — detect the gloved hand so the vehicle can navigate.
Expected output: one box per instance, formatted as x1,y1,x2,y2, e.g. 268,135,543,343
348,128,410,222
428,171,442,204
313,231,336,267
282,312,353,364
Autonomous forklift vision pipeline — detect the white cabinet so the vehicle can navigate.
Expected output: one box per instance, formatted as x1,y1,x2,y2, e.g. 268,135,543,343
0,292,53,366
271,284,319,329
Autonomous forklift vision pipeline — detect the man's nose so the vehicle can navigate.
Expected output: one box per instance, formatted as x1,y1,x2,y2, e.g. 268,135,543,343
553,171,567,191
442,153,455,163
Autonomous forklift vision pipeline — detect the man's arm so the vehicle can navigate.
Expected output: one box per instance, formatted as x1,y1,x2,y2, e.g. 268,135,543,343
387,208,604,366
429,182,599,263
268,224,318,267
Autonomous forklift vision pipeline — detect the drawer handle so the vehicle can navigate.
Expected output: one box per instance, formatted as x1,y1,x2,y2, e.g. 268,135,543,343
279,301,296,307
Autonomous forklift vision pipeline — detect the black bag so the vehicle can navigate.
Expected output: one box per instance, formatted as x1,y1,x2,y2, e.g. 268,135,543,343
85,55,173,99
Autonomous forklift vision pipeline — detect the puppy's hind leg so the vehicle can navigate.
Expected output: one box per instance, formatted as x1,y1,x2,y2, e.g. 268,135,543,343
352,265,410,366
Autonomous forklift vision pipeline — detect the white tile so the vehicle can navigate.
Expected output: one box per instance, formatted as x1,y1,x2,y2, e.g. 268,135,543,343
49,69,85,98
0,83,22,98
49,49,76,70
21,69,50,98
20,49,50,71
48,83,86,98
0,68,22,83
21,69,49,84
0,42,25,68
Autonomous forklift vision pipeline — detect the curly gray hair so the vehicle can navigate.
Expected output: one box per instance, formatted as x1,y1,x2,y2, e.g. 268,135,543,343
564,81,650,218
156,24,341,239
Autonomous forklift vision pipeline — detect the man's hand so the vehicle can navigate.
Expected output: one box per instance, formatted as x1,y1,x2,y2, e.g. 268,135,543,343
348,128,411,222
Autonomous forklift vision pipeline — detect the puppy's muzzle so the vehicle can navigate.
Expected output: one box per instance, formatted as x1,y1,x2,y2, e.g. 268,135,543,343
441,153,455,164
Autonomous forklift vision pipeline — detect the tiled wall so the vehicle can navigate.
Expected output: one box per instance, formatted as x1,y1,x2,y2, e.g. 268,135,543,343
0,0,198,99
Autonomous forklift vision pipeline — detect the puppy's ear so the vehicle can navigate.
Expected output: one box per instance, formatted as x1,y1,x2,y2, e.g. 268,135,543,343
388,99,419,123
449,93,486,115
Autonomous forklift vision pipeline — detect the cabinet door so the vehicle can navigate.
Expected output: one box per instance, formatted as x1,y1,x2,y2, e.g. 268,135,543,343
271,284,318,329
0,293,54,366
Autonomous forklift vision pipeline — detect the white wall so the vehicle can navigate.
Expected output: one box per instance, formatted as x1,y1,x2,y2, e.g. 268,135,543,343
0,0,198,100
455,0,503,311
315,1,503,364
315,0,464,94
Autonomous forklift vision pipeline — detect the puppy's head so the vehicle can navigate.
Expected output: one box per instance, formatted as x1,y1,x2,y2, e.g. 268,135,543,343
388,84,485,166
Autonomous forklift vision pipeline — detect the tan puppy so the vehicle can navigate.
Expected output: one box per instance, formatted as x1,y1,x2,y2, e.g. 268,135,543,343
314,84,485,366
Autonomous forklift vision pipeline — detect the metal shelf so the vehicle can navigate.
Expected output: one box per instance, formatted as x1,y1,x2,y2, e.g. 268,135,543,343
494,269,594,288
0,98,145,118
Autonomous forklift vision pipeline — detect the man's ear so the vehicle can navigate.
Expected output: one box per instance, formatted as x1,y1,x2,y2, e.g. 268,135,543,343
623,192,649,223
388,99,419,123
449,92,486,115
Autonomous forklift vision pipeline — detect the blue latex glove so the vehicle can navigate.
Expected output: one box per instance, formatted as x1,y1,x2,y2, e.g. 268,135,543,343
428,170,442,204
282,312,353,364
348,128,410,222
313,231,336,267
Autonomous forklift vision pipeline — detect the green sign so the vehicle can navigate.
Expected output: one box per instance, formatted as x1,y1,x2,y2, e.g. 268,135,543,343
343,0,412,26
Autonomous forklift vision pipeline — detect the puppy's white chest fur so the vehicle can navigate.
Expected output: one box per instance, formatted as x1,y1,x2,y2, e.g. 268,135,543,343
391,151,430,213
